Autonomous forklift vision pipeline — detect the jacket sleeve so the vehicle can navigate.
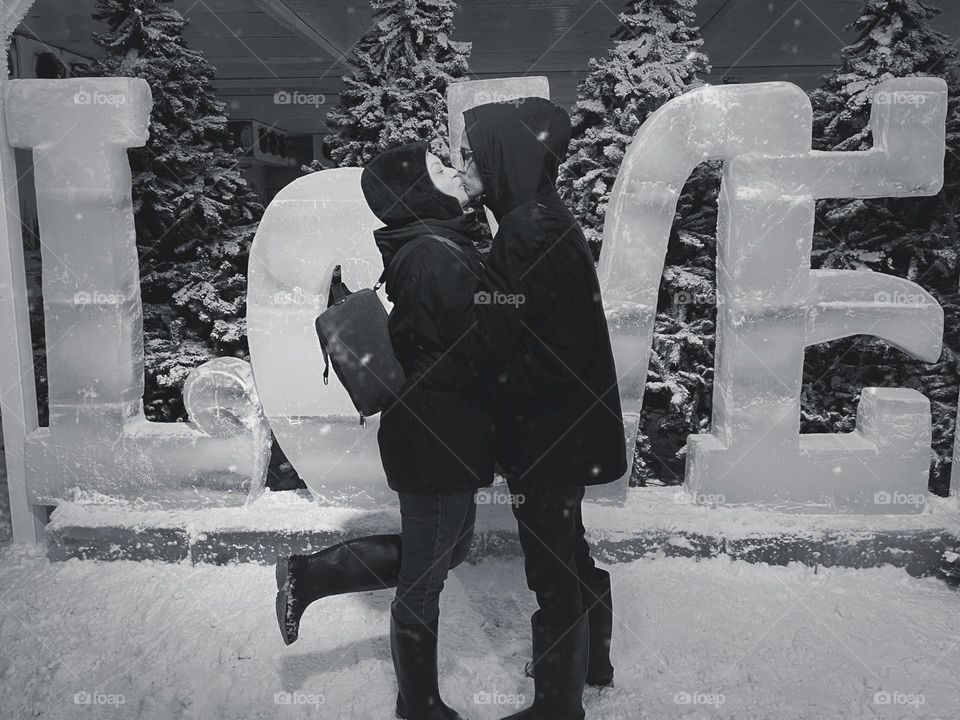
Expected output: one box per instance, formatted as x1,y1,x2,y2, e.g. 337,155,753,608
432,216,541,366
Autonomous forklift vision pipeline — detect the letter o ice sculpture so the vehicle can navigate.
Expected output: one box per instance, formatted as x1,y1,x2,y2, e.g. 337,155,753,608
247,167,393,506
599,78,947,513
5,78,270,508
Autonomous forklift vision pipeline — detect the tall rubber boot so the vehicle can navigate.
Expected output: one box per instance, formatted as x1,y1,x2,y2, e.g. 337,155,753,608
525,569,614,688
391,607,465,720
583,568,614,687
503,610,588,720
275,534,402,645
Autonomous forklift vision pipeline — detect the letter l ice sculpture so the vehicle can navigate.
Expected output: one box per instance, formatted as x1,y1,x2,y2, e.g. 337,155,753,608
600,78,947,513
4,78,271,507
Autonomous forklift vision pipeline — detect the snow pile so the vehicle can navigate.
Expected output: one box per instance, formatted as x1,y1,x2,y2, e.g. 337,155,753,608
0,545,957,719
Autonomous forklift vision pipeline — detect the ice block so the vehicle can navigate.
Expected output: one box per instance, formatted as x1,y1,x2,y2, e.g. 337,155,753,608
599,78,947,512
5,78,269,507
247,167,393,506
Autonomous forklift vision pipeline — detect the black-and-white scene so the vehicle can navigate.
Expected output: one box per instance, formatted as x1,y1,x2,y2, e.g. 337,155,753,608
0,0,959,718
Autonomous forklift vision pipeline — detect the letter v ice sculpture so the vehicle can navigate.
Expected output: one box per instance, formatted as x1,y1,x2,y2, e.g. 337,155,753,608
599,78,947,513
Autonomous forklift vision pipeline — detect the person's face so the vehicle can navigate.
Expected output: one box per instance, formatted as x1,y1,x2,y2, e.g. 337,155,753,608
425,150,469,207
458,133,485,202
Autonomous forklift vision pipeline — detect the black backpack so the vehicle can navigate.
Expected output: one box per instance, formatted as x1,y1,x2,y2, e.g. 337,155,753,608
314,235,468,425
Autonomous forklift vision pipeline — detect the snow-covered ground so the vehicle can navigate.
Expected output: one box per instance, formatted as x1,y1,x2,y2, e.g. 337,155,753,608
0,544,956,720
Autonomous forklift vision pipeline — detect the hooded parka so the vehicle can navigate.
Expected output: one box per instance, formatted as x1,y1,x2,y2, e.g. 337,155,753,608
456,98,628,490
360,141,495,494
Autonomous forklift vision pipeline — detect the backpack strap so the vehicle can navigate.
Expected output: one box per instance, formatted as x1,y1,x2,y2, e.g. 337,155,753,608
328,264,351,304
424,233,485,270
426,234,466,254
320,237,461,395
373,267,388,291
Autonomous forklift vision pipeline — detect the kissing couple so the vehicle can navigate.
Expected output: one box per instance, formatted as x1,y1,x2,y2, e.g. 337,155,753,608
275,96,626,720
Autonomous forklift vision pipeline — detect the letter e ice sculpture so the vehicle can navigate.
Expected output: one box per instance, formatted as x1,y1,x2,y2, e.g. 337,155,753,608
600,77,948,513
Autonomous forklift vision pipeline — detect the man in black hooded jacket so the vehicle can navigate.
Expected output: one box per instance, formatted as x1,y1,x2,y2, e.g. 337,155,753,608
451,98,627,720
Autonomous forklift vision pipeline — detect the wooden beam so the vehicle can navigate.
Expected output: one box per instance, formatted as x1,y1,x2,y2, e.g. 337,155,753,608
248,0,351,69
700,0,746,41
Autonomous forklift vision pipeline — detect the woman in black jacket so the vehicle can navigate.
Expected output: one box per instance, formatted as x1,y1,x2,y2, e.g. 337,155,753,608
275,141,492,720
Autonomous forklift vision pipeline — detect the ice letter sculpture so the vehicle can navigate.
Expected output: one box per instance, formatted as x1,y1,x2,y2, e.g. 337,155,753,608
5,78,270,507
600,78,947,513
247,167,391,505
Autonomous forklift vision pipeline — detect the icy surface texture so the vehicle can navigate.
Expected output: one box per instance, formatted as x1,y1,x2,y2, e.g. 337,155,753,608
183,357,271,501
6,79,268,507
247,167,393,505
599,78,947,513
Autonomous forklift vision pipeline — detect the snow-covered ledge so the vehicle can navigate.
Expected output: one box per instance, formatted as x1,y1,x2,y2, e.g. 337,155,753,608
45,486,960,577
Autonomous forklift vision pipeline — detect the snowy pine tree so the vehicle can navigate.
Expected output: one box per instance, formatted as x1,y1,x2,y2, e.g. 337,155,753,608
641,160,721,484
321,0,471,168
83,0,263,420
557,0,710,253
557,0,715,484
804,0,960,492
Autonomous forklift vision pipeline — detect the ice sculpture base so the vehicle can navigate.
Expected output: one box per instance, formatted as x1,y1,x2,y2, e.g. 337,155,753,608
43,486,959,578
25,419,265,508
686,387,931,513
281,414,631,508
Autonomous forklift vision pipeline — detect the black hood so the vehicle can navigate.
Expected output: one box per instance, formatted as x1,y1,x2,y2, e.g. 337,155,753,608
462,97,572,222
373,213,480,271
360,140,464,227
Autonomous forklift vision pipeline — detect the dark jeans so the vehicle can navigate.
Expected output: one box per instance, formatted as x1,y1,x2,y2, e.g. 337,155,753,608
508,481,604,627
391,490,476,625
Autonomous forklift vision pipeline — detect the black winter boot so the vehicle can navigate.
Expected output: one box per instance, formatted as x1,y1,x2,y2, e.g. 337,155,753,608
583,568,614,687
275,534,402,645
504,610,588,720
391,608,465,720
525,569,614,688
